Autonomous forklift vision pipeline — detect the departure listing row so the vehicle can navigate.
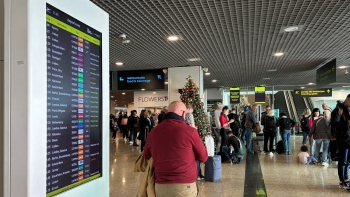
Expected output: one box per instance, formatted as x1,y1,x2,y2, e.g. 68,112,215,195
46,3,102,197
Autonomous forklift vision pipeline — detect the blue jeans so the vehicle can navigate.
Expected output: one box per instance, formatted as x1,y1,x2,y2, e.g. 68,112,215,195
309,136,315,156
314,139,330,162
196,160,203,177
222,146,232,162
241,130,247,145
338,149,350,182
281,130,291,152
302,131,308,144
246,128,253,153
128,128,133,141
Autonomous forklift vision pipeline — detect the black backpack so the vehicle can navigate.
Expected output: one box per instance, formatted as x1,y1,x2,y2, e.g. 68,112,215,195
276,140,284,154
300,116,310,131
265,116,276,131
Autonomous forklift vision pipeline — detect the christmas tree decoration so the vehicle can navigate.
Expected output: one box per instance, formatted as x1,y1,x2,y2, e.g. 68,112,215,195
180,76,210,138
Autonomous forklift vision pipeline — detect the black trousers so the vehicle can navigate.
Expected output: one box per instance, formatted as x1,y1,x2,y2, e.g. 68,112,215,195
220,128,229,153
122,125,128,139
263,132,276,152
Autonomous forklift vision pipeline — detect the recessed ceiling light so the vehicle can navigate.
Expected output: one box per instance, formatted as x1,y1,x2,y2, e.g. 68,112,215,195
342,86,350,88
284,26,299,32
212,80,217,83
267,69,277,72
205,72,211,76
263,78,271,80
274,52,284,57
165,81,168,84
115,62,123,66
301,87,305,89
114,100,116,101
153,92,156,94
141,89,145,91
187,58,201,62
167,35,182,41
111,96,114,98
122,93,125,95
338,66,349,69
308,83,315,85
121,39,131,44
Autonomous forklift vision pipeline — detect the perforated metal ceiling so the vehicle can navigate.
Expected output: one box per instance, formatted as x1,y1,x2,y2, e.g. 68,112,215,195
91,0,350,91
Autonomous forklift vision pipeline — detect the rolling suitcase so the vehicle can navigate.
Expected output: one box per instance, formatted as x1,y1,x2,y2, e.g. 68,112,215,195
205,155,222,182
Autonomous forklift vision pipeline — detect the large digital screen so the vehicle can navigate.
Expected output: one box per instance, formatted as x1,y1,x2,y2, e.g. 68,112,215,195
117,69,165,90
46,3,102,196
255,86,266,104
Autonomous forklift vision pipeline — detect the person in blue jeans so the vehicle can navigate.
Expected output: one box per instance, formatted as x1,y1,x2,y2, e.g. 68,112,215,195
245,105,258,154
307,113,332,166
333,94,350,189
278,113,295,155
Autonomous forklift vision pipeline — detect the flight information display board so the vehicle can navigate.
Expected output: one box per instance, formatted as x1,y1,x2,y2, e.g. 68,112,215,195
46,3,102,197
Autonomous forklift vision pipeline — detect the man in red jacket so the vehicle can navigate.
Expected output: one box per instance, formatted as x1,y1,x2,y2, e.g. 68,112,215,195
144,101,208,197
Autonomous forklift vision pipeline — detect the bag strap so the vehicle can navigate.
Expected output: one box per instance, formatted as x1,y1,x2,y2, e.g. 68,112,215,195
233,135,243,149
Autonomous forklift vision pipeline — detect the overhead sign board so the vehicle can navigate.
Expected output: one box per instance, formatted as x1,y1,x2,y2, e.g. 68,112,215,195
230,87,240,104
294,88,332,97
316,59,336,87
255,86,266,104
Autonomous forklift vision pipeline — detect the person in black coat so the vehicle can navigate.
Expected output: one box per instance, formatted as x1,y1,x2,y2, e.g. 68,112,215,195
139,110,151,152
278,113,296,155
148,111,155,130
333,94,350,189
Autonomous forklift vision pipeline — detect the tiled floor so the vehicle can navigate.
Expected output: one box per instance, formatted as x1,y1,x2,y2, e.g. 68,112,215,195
109,133,349,197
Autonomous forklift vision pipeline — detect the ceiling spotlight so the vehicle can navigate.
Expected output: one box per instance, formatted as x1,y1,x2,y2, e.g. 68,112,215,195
301,87,305,89
115,62,123,66
167,35,179,41
212,80,217,83
267,69,277,72
308,83,315,85
343,86,350,88
205,72,211,76
203,67,208,72
111,96,114,98
274,52,284,57
141,89,145,91
263,78,271,80
165,81,168,84
122,93,125,95
162,69,168,74
338,66,348,69
116,33,135,44
284,26,299,32
153,92,156,94
187,58,201,62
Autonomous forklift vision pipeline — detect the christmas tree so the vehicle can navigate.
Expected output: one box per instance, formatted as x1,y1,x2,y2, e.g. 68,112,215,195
180,76,210,138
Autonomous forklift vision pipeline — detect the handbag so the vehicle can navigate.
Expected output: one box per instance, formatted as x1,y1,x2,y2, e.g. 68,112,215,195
134,153,148,172
253,123,261,134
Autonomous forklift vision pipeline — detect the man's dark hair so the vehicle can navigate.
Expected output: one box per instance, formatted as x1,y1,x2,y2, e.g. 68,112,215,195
347,94,350,98
226,130,233,135
280,112,286,117
300,145,308,152
265,105,271,109
222,106,229,112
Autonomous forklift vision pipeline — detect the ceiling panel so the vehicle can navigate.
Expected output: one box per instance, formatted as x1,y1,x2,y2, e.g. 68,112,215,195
92,0,350,91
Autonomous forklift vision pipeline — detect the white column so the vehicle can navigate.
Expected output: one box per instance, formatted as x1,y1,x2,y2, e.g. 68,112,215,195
0,1,5,196
168,66,203,103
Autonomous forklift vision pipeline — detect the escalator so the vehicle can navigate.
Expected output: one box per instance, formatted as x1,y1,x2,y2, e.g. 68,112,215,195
291,91,308,120
273,91,289,116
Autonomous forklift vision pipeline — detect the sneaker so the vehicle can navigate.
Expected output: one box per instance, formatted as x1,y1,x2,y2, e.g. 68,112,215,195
261,151,266,155
286,151,291,155
340,182,350,190
199,174,205,179
197,177,201,181
129,141,133,145
269,152,274,156
321,162,329,166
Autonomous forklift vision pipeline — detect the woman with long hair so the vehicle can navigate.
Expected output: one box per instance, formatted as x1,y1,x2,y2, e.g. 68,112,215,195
139,110,151,152
300,108,312,145
219,106,234,155
308,108,320,156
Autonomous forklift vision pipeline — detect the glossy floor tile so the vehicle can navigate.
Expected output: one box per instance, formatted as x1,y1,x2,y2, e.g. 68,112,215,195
109,133,350,197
